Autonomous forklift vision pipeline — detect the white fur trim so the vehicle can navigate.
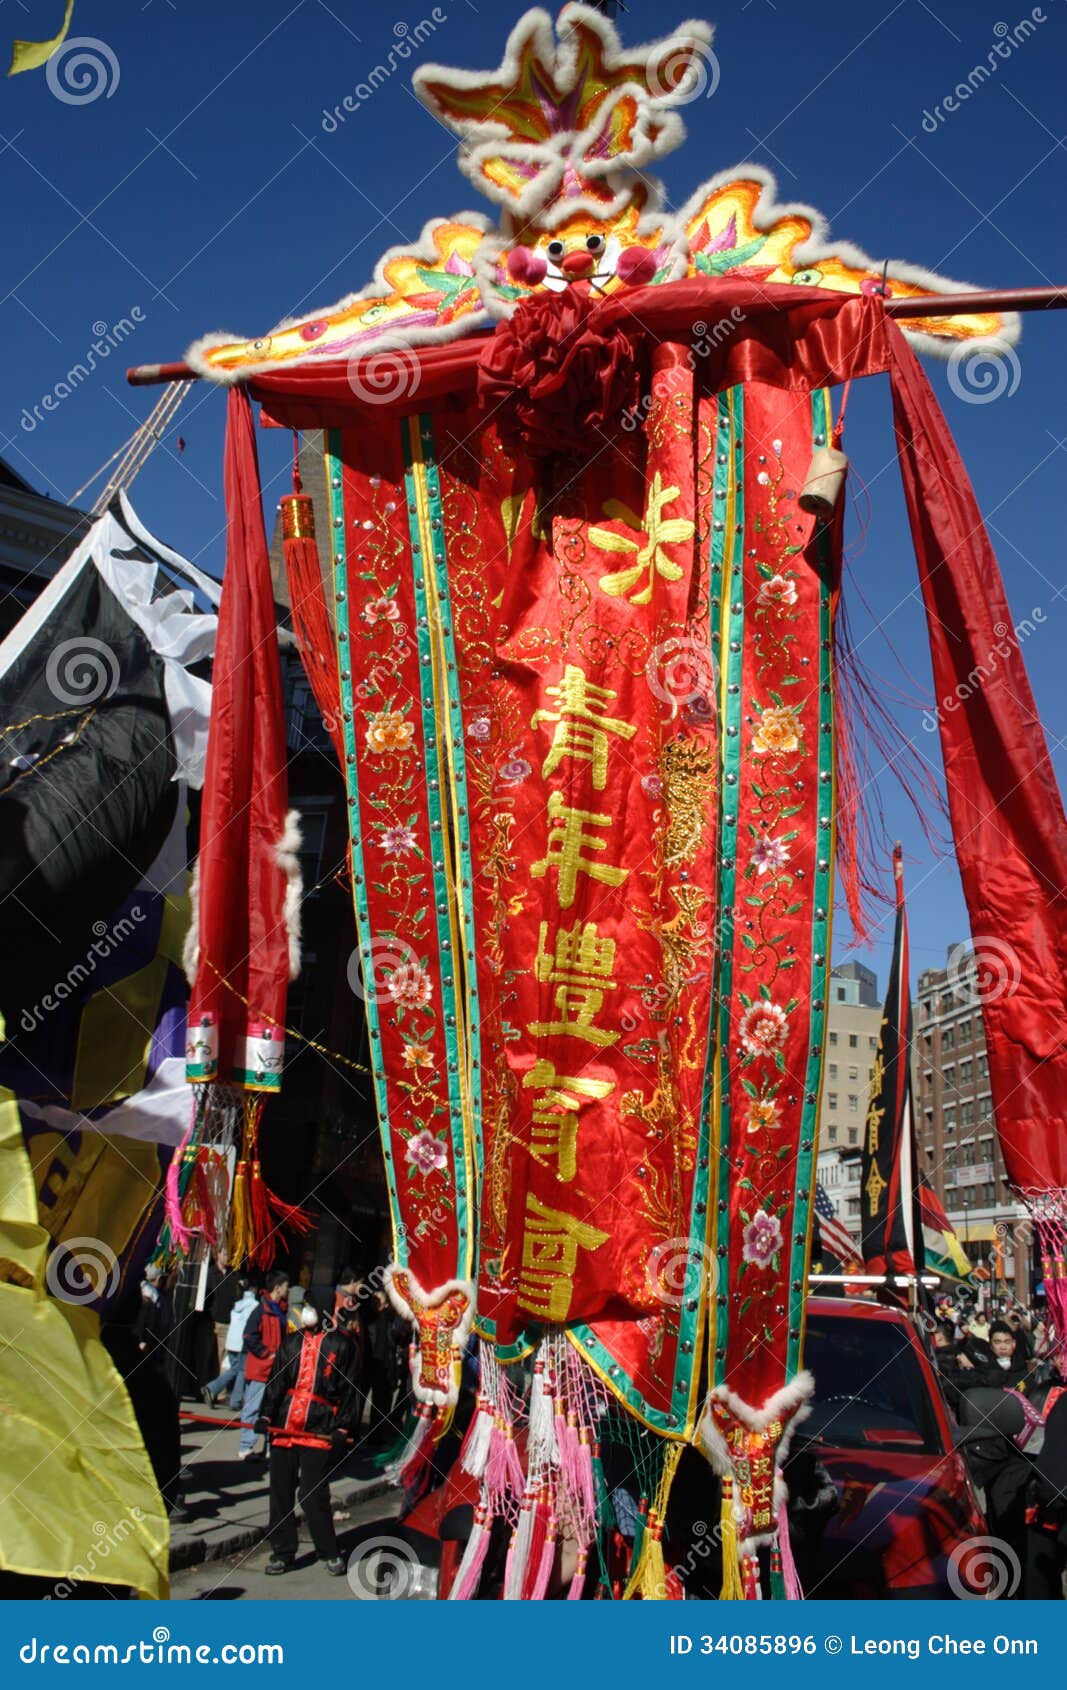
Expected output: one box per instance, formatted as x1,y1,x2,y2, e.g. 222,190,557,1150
274,809,303,982
383,1264,475,1408
699,1372,815,1555
185,214,493,384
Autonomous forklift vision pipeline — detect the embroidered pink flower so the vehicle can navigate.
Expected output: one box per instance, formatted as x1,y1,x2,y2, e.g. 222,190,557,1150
402,1042,435,1072
361,596,400,626
381,825,417,855
366,710,414,753
467,714,491,742
499,757,532,785
750,833,791,876
739,1000,789,1056
385,961,432,1009
641,772,663,799
405,1129,447,1176
742,1209,783,1269
758,574,798,610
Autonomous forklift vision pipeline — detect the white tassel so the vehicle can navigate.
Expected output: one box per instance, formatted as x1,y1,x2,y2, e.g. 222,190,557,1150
273,809,303,981
504,1496,536,1600
528,1351,558,1468
182,858,200,985
461,1401,494,1480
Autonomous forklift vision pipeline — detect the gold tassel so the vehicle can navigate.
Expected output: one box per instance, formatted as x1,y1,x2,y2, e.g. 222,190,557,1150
623,1444,681,1599
719,1477,746,1601
228,1158,252,1267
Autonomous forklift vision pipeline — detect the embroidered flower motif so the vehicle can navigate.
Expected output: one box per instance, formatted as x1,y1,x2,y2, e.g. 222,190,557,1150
381,825,417,855
402,1042,435,1072
589,472,694,606
385,961,433,1009
467,714,491,742
361,596,400,626
366,710,414,753
742,1209,783,1269
405,1129,447,1176
739,1000,789,1056
757,574,797,610
751,703,801,758
641,772,663,799
746,1099,781,1135
750,833,791,876
499,757,532,785
683,693,715,729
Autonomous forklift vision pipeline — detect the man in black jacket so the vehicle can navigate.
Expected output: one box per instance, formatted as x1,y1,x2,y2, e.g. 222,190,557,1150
258,1285,361,1576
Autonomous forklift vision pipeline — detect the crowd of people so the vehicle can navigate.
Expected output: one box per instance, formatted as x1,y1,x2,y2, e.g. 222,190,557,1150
129,1252,413,1575
931,1297,1066,1599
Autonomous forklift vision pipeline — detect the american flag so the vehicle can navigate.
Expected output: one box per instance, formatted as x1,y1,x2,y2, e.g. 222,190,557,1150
815,1182,860,1267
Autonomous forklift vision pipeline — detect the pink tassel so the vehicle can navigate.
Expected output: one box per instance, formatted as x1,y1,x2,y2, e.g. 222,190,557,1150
568,1548,588,1600
522,1493,549,1599
390,1404,436,1488
164,1121,195,1253
449,1509,491,1601
529,1515,557,1601
776,1503,804,1600
501,1426,525,1497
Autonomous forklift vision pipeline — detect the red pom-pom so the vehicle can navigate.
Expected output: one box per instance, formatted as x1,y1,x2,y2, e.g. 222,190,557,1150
615,246,657,287
507,246,548,286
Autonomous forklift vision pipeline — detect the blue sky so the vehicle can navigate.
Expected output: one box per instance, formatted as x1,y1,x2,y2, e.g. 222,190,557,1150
3,0,1066,989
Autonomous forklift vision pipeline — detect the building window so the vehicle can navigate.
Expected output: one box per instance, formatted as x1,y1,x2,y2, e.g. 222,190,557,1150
943,1065,956,1088
828,1093,838,1109
978,1053,989,1080
960,1141,975,1167
944,1144,956,1168
848,1129,859,1147
978,1094,993,1122
869,1036,878,1049
848,1066,858,1081
829,1032,838,1047
829,1064,838,1080
828,1125,838,1144
847,1197,860,1217
848,1094,858,1112
943,1026,955,1051
958,1017,972,1042
848,1034,858,1049
959,1059,973,1084
835,985,847,1002
960,1100,975,1127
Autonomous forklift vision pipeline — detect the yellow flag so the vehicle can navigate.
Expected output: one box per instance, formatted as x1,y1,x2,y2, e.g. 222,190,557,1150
0,1089,168,1598
8,0,75,76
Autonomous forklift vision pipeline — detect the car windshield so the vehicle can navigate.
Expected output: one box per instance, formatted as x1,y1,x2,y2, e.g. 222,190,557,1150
799,1312,944,1456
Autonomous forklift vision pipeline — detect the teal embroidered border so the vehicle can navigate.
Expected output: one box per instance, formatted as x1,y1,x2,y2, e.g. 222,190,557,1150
325,430,404,1259
712,385,746,1390
786,388,835,1372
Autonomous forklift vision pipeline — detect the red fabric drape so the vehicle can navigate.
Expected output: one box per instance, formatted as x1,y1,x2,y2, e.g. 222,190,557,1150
888,321,1067,1191
188,387,290,1078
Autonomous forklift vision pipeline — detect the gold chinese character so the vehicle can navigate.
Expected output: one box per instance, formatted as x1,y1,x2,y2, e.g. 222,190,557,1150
535,919,617,986
532,665,636,788
523,1058,614,1182
865,1159,887,1217
530,792,628,909
517,1195,609,1321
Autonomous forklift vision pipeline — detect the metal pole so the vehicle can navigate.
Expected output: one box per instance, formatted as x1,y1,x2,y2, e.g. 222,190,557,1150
125,283,1067,386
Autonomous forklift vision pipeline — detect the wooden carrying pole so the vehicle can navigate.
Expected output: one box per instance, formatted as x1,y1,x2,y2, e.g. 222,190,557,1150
125,284,1067,386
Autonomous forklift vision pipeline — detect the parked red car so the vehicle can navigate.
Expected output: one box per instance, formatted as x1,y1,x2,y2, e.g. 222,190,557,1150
795,1296,987,1598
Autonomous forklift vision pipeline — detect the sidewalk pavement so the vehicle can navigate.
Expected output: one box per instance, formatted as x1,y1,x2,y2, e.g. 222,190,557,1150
169,1404,393,1572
